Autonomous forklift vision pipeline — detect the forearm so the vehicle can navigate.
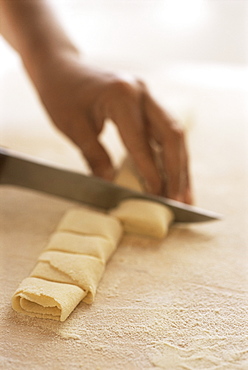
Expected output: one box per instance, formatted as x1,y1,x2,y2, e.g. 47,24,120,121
0,0,79,82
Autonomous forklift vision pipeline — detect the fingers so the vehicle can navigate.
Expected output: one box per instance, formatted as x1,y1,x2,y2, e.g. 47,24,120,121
143,90,192,204
103,77,192,202
119,122,162,194
67,116,115,181
107,80,162,194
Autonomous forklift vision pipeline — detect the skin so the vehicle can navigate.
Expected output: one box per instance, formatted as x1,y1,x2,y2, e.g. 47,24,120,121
0,0,192,203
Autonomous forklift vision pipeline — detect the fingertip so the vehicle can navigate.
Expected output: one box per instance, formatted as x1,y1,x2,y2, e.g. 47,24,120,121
185,188,194,205
79,148,115,182
90,162,115,181
172,193,185,203
166,188,193,205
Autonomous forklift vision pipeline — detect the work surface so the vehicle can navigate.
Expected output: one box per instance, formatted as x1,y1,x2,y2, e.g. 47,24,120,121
1,60,248,368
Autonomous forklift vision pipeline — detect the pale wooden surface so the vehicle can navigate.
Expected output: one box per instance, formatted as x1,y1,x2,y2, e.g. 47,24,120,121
0,57,248,369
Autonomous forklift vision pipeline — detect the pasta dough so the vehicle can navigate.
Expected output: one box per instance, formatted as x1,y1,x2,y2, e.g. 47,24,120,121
12,277,86,321
110,199,174,239
45,232,115,263
57,208,123,246
12,206,123,321
30,251,105,303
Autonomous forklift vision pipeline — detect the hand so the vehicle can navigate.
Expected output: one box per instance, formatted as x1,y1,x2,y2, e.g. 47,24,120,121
35,53,192,203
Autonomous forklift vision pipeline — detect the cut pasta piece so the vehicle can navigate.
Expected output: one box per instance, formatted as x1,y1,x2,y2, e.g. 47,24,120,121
57,208,123,246
30,251,105,304
12,277,86,321
45,232,116,263
110,199,174,239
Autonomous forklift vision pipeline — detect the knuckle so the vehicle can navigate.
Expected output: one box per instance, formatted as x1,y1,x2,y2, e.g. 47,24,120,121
109,74,144,97
161,124,185,146
125,133,147,153
111,78,134,95
137,78,147,90
171,122,185,141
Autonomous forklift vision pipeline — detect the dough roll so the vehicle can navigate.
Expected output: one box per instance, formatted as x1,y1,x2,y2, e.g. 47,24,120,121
45,232,116,263
30,251,105,304
12,206,123,321
12,277,86,321
57,208,123,246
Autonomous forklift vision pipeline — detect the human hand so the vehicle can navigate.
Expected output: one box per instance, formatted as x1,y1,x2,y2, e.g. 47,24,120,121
1,0,192,203
35,53,192,204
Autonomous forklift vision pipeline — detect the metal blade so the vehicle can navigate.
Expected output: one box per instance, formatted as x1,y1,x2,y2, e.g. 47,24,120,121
0,147,222,223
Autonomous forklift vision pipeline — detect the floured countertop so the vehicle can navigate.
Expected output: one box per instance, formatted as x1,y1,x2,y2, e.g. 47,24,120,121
0,62,248,369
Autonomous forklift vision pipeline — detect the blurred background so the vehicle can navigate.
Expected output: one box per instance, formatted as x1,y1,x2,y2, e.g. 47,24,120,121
0,0,247,176
2,0,247,68
52,0,247,66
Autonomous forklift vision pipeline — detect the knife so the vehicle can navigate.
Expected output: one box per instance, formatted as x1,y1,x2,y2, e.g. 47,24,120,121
0,147,221,223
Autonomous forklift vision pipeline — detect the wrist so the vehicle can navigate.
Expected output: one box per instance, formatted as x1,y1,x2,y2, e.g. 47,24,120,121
23,43,80,91
1,0,80,84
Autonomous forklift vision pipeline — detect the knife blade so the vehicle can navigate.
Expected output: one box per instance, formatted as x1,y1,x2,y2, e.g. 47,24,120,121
0,147,221,223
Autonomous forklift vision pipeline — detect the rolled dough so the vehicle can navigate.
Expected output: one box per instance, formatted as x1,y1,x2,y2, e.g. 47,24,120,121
30,251,105,303
12,277,86,321
57,208,123,246
45,232,116,263
12,206,123,320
